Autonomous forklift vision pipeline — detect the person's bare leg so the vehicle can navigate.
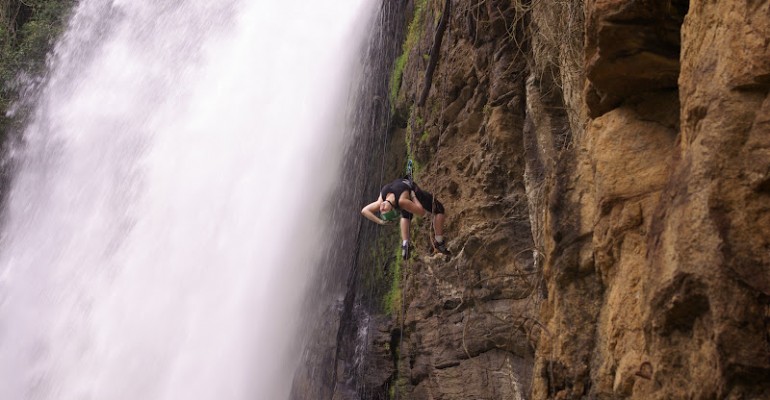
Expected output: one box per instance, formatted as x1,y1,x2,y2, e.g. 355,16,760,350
432,212,450,254
433,213,445,238
398,192,426,217
399,217,411,259
400,218,410,242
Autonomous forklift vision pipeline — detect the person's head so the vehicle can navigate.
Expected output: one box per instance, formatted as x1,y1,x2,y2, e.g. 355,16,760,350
379,200,399,222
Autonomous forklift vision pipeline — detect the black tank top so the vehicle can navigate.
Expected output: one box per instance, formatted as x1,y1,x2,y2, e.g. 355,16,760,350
379,179,412,209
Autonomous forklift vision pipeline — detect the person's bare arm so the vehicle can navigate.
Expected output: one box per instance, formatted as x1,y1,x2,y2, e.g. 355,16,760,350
361,200,386,225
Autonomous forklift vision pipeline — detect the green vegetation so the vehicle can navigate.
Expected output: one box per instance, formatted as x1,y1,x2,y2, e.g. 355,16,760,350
403,105,424,179
362,234,390,305
389,51,408,105
0,0,74,129
388,0,428,106
363,234,405,317
360,224,404,317
383,246,402,316
388,377,407,400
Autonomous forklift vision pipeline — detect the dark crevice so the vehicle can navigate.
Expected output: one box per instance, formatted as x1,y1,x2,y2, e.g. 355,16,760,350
417,0,450,107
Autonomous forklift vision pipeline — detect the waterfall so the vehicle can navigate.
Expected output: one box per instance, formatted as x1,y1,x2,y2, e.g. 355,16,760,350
289,2,406,397
0,1,372,399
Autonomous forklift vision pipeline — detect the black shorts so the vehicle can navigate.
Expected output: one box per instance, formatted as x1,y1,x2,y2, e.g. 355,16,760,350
401,188,445,220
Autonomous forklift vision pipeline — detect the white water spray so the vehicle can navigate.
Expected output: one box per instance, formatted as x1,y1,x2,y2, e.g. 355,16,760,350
0,1,371,399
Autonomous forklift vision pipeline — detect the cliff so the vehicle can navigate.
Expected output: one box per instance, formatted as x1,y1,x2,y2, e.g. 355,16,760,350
309,0,770,399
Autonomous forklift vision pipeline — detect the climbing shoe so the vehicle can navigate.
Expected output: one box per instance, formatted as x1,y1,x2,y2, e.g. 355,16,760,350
401,242,411,260
433,239,450,255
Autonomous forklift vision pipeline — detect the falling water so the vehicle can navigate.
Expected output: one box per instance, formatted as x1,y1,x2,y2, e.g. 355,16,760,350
288,2,406,398
0,1,371,399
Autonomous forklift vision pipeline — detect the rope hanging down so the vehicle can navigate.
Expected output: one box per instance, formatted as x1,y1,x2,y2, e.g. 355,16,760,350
395,3,453,399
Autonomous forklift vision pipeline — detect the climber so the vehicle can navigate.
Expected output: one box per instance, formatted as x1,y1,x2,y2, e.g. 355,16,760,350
360,177,449,259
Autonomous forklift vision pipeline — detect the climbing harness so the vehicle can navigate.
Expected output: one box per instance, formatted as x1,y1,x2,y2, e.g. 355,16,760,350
405,159,414,180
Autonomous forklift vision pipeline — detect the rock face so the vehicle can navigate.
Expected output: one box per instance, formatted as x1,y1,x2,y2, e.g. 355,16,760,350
382,0,539,398
528,1,770,399
303,0,770,399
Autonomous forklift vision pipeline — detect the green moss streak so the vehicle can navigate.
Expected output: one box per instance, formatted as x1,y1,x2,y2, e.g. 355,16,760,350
388,0,428,107
383,246,402,316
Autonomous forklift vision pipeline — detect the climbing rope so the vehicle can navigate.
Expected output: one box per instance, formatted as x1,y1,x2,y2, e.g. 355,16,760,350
429,0,452,258
393,3,454,398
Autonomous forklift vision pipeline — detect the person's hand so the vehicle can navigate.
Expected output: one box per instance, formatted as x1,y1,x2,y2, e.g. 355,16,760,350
380,219,394,226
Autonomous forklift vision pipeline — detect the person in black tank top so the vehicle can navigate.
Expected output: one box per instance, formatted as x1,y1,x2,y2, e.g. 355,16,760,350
361,178,449,259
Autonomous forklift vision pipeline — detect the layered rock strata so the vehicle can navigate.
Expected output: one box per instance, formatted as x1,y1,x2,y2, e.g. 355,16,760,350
529,1,770,399
384,0,539,397
300,0,770,399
